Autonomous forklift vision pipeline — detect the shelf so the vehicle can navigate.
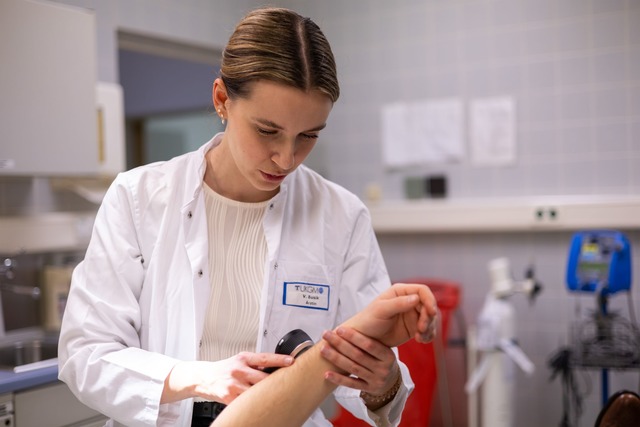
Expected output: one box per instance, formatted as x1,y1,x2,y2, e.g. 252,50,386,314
0,212,96,254
367,195,640,233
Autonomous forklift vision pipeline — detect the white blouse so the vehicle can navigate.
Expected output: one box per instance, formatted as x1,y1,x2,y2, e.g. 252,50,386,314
200,183,268,362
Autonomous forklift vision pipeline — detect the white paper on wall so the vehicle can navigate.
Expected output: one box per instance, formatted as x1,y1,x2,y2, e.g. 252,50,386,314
469,96,516,166
381,98,465,168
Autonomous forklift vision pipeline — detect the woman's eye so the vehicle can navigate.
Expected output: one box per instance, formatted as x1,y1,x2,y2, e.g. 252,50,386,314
257,127,277,136
301,133,319,140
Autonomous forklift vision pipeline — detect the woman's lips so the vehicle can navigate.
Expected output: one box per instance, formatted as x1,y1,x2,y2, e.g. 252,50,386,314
261,171,286,183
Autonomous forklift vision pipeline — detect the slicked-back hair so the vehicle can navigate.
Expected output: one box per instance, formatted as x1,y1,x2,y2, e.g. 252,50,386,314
220,7,339,103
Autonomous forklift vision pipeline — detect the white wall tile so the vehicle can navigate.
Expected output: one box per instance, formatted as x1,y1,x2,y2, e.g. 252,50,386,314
461,0,492,33
591,13,627,50
593,86,630,118
557,54,593,87
520,0,556,24
561,158,598,192
554,19,592,53
522,92,560,125
594,156,632,192
594,121,629,153
491,0,524,28
492,29,524,60
526,59,558,90
491,63,525,93
523,24,562,57
592,50,629,84
629,84,640,118
560,124,594,158
555,0,590,20
560,89,594,122
591,0,628,15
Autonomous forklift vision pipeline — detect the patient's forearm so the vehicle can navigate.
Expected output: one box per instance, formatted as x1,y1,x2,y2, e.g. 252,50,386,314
211,285,436,426
212,340,343,427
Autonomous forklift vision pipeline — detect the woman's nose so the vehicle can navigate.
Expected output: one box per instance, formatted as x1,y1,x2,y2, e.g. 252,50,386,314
271,141,295,170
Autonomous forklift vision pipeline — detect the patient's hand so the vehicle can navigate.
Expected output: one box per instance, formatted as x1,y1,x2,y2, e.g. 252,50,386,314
342,283,438,348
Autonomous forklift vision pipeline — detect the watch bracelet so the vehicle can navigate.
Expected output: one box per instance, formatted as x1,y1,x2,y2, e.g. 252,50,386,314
360,372,402,405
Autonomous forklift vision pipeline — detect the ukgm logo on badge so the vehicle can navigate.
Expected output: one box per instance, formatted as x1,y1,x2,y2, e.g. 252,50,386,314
283,281,330,310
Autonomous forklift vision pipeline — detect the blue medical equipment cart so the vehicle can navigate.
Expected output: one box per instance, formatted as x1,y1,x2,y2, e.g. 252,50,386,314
566,230,636,407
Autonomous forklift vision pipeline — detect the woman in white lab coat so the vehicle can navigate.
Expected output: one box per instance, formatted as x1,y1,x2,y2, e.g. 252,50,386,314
58,7,415,427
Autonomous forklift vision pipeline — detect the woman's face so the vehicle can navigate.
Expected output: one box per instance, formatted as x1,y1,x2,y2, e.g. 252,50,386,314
212,79,333,202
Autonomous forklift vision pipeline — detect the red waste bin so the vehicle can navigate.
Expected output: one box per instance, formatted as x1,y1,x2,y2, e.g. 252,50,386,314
331,279,461,427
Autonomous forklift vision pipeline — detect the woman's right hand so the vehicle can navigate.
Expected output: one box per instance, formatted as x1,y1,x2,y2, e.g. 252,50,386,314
162,352,294,404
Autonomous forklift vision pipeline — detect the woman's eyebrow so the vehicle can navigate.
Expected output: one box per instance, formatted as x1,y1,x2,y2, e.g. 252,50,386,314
254,118,284,130
306,123,327,132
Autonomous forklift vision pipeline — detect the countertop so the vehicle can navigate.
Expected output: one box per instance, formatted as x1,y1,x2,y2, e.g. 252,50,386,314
0,329,61,394
0,364,58,394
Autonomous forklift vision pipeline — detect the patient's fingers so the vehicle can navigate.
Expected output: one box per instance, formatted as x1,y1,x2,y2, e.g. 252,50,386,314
374,294,420,320
415,309,438,343
392,283,437,316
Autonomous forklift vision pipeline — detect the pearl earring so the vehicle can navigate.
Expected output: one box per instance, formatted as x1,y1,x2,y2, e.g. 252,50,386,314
217,108,226,126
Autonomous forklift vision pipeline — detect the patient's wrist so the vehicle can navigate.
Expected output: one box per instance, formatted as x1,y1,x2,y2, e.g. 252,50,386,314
317,339,349,376
162,361,198,404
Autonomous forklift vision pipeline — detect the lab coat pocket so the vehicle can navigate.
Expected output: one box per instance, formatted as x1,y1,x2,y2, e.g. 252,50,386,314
267,261,339,348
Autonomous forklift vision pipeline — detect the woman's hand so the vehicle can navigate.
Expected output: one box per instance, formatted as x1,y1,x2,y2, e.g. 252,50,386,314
320,327,399,397
162,352,293,404
318,283,437,407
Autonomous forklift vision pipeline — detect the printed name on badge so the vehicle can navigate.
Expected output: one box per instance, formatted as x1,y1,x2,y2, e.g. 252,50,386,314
283,282,330,311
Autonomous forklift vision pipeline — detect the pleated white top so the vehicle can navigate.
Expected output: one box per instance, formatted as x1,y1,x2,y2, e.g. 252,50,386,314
199,183,268,362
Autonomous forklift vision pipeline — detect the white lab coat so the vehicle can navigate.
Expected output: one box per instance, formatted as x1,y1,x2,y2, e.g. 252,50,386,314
58,134,414,427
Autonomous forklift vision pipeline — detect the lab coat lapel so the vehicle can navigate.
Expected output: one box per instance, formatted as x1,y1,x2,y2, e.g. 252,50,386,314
256,183,287,352
181,139,214,355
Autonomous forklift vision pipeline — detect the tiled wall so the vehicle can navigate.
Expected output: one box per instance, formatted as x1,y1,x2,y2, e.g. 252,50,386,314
288,1,640,426
299,0,640,200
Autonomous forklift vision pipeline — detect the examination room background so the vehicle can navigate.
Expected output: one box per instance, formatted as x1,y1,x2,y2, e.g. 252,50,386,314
1,1,638,426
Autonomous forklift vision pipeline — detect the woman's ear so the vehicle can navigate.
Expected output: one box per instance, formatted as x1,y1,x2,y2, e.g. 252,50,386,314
212,78,229,117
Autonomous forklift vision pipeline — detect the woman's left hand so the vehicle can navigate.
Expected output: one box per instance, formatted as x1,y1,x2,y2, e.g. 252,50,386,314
319,326,399,399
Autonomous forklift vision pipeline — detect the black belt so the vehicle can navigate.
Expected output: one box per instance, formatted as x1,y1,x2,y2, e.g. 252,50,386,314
192,401,227,423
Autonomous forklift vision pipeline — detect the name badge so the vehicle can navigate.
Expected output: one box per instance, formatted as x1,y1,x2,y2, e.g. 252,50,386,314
283,282,330,311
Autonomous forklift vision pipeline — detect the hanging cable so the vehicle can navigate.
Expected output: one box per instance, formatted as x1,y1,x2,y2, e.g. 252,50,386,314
627,291,638,329
548,347,583,427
